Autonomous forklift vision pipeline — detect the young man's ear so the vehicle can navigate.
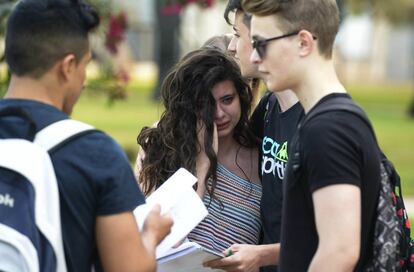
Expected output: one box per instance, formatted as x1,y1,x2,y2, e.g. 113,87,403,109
297,30,316,57
59,54,77,81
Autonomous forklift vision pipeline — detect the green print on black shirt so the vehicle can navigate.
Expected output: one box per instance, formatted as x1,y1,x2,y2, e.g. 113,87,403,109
262,137,288,181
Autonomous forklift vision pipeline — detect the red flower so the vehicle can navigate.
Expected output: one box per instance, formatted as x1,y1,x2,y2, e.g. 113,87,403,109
161,4,183,15
161,0,215,15
105,12,128,54
117,69,130,84
206,0,214,7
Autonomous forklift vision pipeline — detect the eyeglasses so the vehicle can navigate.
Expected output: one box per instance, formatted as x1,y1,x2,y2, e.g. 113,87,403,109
251,31,299,59
252,30,320,59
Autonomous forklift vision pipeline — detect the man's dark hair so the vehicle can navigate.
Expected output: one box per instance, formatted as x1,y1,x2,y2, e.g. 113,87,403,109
5,0,100,78
224,0,252,28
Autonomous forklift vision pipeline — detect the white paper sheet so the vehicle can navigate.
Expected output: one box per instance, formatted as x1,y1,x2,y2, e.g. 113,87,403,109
134,168,208,257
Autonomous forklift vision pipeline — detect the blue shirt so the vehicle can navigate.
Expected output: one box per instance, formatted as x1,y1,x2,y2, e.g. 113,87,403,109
0,99,145,271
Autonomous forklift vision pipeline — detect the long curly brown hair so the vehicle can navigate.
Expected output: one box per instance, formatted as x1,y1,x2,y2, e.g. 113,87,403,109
137,48,258,196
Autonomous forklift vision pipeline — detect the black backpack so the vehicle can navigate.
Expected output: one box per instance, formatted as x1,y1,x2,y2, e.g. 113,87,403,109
291,96,414,272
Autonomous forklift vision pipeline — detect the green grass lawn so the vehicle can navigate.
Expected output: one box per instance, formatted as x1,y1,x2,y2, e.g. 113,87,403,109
347,84,414,196
73,81,414,195
72,80,163,162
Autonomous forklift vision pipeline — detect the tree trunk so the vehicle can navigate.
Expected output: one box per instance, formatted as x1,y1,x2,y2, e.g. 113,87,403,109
152,0,181,100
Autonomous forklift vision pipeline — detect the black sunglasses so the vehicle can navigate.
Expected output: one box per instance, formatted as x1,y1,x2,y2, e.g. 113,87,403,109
252,31,316,59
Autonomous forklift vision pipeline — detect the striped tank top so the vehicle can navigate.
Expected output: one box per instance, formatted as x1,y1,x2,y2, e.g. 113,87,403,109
187,163,262,252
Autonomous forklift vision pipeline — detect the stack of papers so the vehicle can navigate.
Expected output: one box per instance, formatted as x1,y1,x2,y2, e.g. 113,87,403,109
133,168,209,256
157,241,224,272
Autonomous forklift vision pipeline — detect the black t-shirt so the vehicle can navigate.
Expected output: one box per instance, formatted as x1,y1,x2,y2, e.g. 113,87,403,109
250,92,304,272
279,93,381,271
0,99,145,271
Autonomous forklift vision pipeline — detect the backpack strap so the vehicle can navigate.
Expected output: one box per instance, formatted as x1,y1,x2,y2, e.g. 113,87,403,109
33,119,96,271
301,96,374,138
250,91,275,140
34,119,95,151
254,92,277,181
266,92,278,122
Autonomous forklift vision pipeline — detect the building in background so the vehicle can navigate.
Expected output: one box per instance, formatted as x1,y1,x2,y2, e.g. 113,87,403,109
112,1,413,86
335,14,414,84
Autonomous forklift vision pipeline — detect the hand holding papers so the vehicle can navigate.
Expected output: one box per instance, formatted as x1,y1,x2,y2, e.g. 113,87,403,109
134,168,208,257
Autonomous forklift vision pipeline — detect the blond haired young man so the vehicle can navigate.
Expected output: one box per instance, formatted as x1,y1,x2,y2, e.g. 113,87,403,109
241,0,381,271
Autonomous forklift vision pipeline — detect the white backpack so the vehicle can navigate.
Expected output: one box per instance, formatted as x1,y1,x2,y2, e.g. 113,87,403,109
0,109,95,272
